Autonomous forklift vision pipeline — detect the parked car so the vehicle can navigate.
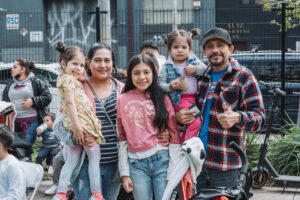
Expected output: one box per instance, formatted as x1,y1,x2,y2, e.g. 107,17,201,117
0,63,60,113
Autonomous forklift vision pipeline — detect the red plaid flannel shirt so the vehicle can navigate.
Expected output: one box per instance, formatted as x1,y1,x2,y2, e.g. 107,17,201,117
196,58,265,171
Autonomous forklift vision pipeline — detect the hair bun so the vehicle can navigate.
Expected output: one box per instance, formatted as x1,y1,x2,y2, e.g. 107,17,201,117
190,28,200,38
56,41,66,53
28,61,36,71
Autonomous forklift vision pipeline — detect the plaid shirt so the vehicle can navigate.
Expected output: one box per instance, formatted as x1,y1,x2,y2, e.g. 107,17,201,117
196,58,265,171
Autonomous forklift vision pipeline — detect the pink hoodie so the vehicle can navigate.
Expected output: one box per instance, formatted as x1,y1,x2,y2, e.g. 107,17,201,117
117,89,180,152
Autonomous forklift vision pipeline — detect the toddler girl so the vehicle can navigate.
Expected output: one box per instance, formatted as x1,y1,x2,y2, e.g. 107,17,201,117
159,29,207,143
117,54,181,200
52,42,105,200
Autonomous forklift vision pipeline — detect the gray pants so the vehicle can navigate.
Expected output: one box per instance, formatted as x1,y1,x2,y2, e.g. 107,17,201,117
53,150,65,185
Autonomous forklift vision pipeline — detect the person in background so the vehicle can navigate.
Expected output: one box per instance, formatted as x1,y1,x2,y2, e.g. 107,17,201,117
159,28,207,144
2,58,51,145
36,112,60,175
0,125,26,200
175,27,265,189
140,40,166,71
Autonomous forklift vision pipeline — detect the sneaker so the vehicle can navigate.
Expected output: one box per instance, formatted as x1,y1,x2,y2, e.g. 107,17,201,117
48,166,54,175
52,193,67,200
89,193,105,200
44,184,57,195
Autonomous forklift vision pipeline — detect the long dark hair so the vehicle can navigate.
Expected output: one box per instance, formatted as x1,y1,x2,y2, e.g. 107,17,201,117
123,54,169,132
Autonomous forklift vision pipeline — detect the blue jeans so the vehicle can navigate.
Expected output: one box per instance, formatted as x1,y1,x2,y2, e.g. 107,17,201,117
72,162,121,200
15,118,39,145
36,146,59,165
129,150,169,200
196,165,241,191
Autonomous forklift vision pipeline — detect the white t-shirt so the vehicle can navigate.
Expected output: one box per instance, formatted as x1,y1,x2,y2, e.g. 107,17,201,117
0,155,26,200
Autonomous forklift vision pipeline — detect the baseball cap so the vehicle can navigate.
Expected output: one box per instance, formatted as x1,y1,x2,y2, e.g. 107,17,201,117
201,27,232,47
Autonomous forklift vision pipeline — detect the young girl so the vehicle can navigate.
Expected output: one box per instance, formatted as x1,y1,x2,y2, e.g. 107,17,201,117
159,29,207,143
53,42,105,200
117,54,181,200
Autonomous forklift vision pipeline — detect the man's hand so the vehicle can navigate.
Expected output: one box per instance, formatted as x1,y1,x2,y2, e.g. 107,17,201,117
156,129,170,145
217,103,241,129
184,65,197,76
122,176,134,193
175,108,197,125
83,133,96,147
21,98,33,110
169,80,183,91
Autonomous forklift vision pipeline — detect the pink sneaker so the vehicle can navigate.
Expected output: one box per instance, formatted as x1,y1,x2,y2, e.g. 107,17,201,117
52,193,67,200
89,193,105,200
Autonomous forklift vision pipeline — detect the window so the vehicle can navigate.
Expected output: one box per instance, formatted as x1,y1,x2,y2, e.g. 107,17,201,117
242,0,263,5
143,0,193,24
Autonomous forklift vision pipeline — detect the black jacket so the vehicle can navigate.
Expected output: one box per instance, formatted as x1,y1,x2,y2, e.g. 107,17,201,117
2,76,52,123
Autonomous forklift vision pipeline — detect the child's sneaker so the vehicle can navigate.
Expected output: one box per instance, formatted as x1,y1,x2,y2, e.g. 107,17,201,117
89,193,105,200
52,193,67,200
44,184,57,195
48,166,54,175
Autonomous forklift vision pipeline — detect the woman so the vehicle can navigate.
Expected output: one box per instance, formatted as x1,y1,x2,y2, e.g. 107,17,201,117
2,58,51,145
55,43,169,200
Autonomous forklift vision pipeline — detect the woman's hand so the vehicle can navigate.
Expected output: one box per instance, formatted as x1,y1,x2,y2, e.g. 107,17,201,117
21,98,33,110
156,129,170,145
73,127,84,145
175,108,197,125
83,133,96,147
169,80,183,91
122,176,134,193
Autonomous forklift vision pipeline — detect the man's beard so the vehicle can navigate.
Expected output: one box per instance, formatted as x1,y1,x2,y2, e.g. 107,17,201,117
209,53,225,67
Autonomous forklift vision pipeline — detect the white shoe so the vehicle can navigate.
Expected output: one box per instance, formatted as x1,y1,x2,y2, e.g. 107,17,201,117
44,184,57,195
48,166,54,175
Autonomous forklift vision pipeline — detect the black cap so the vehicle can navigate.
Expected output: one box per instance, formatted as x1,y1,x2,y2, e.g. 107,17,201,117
201,27,232,47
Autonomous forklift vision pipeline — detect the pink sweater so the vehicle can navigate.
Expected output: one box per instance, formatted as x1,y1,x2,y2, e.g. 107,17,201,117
117,89,180,152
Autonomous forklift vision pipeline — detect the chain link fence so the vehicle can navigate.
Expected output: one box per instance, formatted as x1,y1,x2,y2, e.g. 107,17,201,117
1,7,300,123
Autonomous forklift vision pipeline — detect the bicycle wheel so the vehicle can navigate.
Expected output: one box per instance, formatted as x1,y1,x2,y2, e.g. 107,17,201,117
252,169,268,189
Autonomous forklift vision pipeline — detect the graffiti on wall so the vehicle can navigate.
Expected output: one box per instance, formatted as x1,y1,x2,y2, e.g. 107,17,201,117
47,2,95,47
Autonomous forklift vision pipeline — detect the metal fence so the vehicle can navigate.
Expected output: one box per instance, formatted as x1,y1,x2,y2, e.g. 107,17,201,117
1,7,300,123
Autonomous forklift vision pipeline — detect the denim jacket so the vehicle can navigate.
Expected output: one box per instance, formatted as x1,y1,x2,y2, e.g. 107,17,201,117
159,53,207,106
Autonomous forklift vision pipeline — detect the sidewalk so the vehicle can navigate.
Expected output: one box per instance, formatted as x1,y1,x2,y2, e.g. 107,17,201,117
29,180,300,200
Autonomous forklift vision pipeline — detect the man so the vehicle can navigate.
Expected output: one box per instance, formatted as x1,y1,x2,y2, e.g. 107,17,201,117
176,27,265,189
140,40,166,71
0,125,26,199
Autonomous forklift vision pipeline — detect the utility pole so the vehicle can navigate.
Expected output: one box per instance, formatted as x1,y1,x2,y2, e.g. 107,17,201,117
172,0,178,31
98,0,111,46
280,2,286,124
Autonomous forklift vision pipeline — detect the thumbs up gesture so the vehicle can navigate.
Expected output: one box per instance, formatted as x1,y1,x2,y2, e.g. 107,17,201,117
217,103,241,129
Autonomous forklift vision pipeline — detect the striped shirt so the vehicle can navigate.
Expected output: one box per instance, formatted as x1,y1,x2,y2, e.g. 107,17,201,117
94,85,118,165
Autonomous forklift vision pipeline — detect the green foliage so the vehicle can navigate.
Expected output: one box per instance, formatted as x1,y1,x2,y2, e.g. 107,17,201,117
267,121,300,176
263,0,300,30
246,132,261,169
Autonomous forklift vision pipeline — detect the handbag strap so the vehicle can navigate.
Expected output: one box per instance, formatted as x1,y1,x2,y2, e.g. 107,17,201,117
86,80,117,135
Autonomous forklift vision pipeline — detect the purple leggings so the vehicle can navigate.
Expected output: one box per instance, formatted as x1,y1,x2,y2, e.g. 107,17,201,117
57,143,101,194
